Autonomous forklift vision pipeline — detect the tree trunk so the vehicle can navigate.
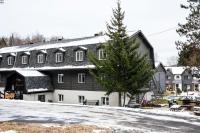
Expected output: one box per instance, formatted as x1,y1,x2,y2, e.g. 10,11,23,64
118,92,122,106
123,92,126,107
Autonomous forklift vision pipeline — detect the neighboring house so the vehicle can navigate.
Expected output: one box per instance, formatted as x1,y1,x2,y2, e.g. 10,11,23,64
165,67,185,92
191,68,200,91
165,66,200,94
154,62,166,93
141,62,166,102
182,68,193,92
165,68,174,91
0,31,155,106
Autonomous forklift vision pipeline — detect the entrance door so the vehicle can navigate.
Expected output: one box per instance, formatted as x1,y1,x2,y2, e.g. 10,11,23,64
5,73,25,100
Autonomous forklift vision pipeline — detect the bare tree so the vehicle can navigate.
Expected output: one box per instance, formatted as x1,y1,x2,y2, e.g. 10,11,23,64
31,33,45,43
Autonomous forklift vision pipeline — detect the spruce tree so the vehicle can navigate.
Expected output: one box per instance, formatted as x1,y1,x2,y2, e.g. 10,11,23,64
89,0,154,106
176,1,200,67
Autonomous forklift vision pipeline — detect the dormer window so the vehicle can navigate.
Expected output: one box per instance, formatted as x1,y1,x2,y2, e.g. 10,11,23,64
8,56,13,65
76,51,84,61
98,49,106,60
37,54,44,63
22,55,28,64
56,52,63,63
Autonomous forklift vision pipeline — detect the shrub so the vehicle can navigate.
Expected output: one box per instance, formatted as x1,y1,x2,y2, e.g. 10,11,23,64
151,99,168,105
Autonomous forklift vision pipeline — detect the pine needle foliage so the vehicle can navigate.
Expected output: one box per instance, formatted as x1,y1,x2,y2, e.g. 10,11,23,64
88,0,154,106
176,1,200,66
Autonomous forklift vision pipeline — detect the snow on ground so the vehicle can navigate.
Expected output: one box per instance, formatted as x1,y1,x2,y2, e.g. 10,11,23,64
0,131,16,133
0,99,199,133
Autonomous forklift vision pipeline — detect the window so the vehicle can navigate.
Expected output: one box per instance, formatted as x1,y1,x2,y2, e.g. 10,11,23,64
78,73,85,83
58,94,64,102
167,76,171,80
76,51,83,61
22,55,28,64
7,56,13,65
184,75,189,80
78,95,85,103
37,54,44,63
38,95,45,102
98,49,106,60
101,97,109,105
56,53,63,63
176,75,180,79
58,74,64,83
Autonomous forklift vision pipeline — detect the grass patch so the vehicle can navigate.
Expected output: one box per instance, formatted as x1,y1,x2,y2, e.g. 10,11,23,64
151,99,168,105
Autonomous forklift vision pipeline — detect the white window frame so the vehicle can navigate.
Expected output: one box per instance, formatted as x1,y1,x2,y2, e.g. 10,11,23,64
78,73,85,83
22,55,28,64
167,76,171,80
55,52,63,63
37,54,44,64
101,97,109,105
76,51,83,61
7,56,13,65
58,94,64,102
98,49,106,60
58,74,64,83
78,95,85,103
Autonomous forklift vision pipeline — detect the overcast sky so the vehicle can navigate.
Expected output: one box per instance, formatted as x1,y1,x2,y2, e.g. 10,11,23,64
0,0,188,65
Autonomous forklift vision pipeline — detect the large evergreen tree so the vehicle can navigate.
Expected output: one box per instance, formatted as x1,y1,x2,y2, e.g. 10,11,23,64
176,1,200,66
88,0,154,106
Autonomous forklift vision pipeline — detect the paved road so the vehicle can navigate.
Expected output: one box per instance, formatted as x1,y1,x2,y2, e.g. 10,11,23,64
0,100,199,133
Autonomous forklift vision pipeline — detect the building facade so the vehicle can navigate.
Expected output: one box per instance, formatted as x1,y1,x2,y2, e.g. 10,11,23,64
154,62,166,93
0,31,155,106
165,67,200,94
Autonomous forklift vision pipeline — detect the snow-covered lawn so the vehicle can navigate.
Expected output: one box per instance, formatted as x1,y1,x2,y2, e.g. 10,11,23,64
0,99,199,133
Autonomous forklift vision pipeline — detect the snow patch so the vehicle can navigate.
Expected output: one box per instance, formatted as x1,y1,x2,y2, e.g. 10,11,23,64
0,65,95,71
0,130,16,133
27,88,49,93
16,69,46,77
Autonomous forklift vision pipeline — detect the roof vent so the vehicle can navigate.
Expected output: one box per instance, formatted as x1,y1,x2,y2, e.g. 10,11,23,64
94,31,104,36
57,36,64,41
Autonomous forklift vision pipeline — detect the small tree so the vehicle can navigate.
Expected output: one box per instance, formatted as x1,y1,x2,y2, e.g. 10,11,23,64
89,0,154,106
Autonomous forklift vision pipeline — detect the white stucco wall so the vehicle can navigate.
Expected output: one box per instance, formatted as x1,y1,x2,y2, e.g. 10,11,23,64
23,92,53,102
53,90,119,106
